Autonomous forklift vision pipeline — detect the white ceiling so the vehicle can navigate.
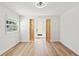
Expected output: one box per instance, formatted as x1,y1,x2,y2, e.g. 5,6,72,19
0,2,79,16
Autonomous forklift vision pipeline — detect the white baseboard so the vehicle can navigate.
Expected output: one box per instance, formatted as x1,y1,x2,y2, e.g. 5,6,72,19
0,41,20,55
50,40,59,42
20,39,29,42
60,40,79,55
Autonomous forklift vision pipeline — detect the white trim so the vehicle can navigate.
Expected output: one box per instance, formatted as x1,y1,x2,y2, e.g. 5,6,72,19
50,39,59,42
0,41,20,55
60,40,79,55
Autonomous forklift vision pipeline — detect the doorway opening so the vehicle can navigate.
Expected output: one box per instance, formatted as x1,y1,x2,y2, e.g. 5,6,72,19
29,17,51,42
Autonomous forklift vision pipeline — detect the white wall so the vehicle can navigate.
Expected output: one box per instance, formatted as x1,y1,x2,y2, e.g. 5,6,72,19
0,5,20,55
60,5,79,55
51,16,60,42
20,16,60,42
20,16,29,42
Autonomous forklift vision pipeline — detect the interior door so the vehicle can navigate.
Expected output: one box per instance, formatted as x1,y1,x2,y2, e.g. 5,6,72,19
46,18,51,42
30,19,34,42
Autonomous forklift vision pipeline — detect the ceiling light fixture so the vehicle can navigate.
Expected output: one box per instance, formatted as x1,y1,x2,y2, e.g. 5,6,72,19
33,2,48,8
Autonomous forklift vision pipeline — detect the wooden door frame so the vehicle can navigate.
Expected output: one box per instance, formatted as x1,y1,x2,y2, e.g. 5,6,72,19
29,18,34,42
46,18,51,42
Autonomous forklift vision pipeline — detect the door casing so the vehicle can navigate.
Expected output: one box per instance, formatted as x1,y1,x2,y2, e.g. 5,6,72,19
46,18,51,42
30,19,34,42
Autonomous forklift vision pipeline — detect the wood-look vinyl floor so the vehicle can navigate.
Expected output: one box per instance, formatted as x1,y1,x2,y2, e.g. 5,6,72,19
1,39,78,56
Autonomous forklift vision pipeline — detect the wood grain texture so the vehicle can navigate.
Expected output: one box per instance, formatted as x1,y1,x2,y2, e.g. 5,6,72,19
1,40,78,56
30,19,34,42
46,19,51,42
